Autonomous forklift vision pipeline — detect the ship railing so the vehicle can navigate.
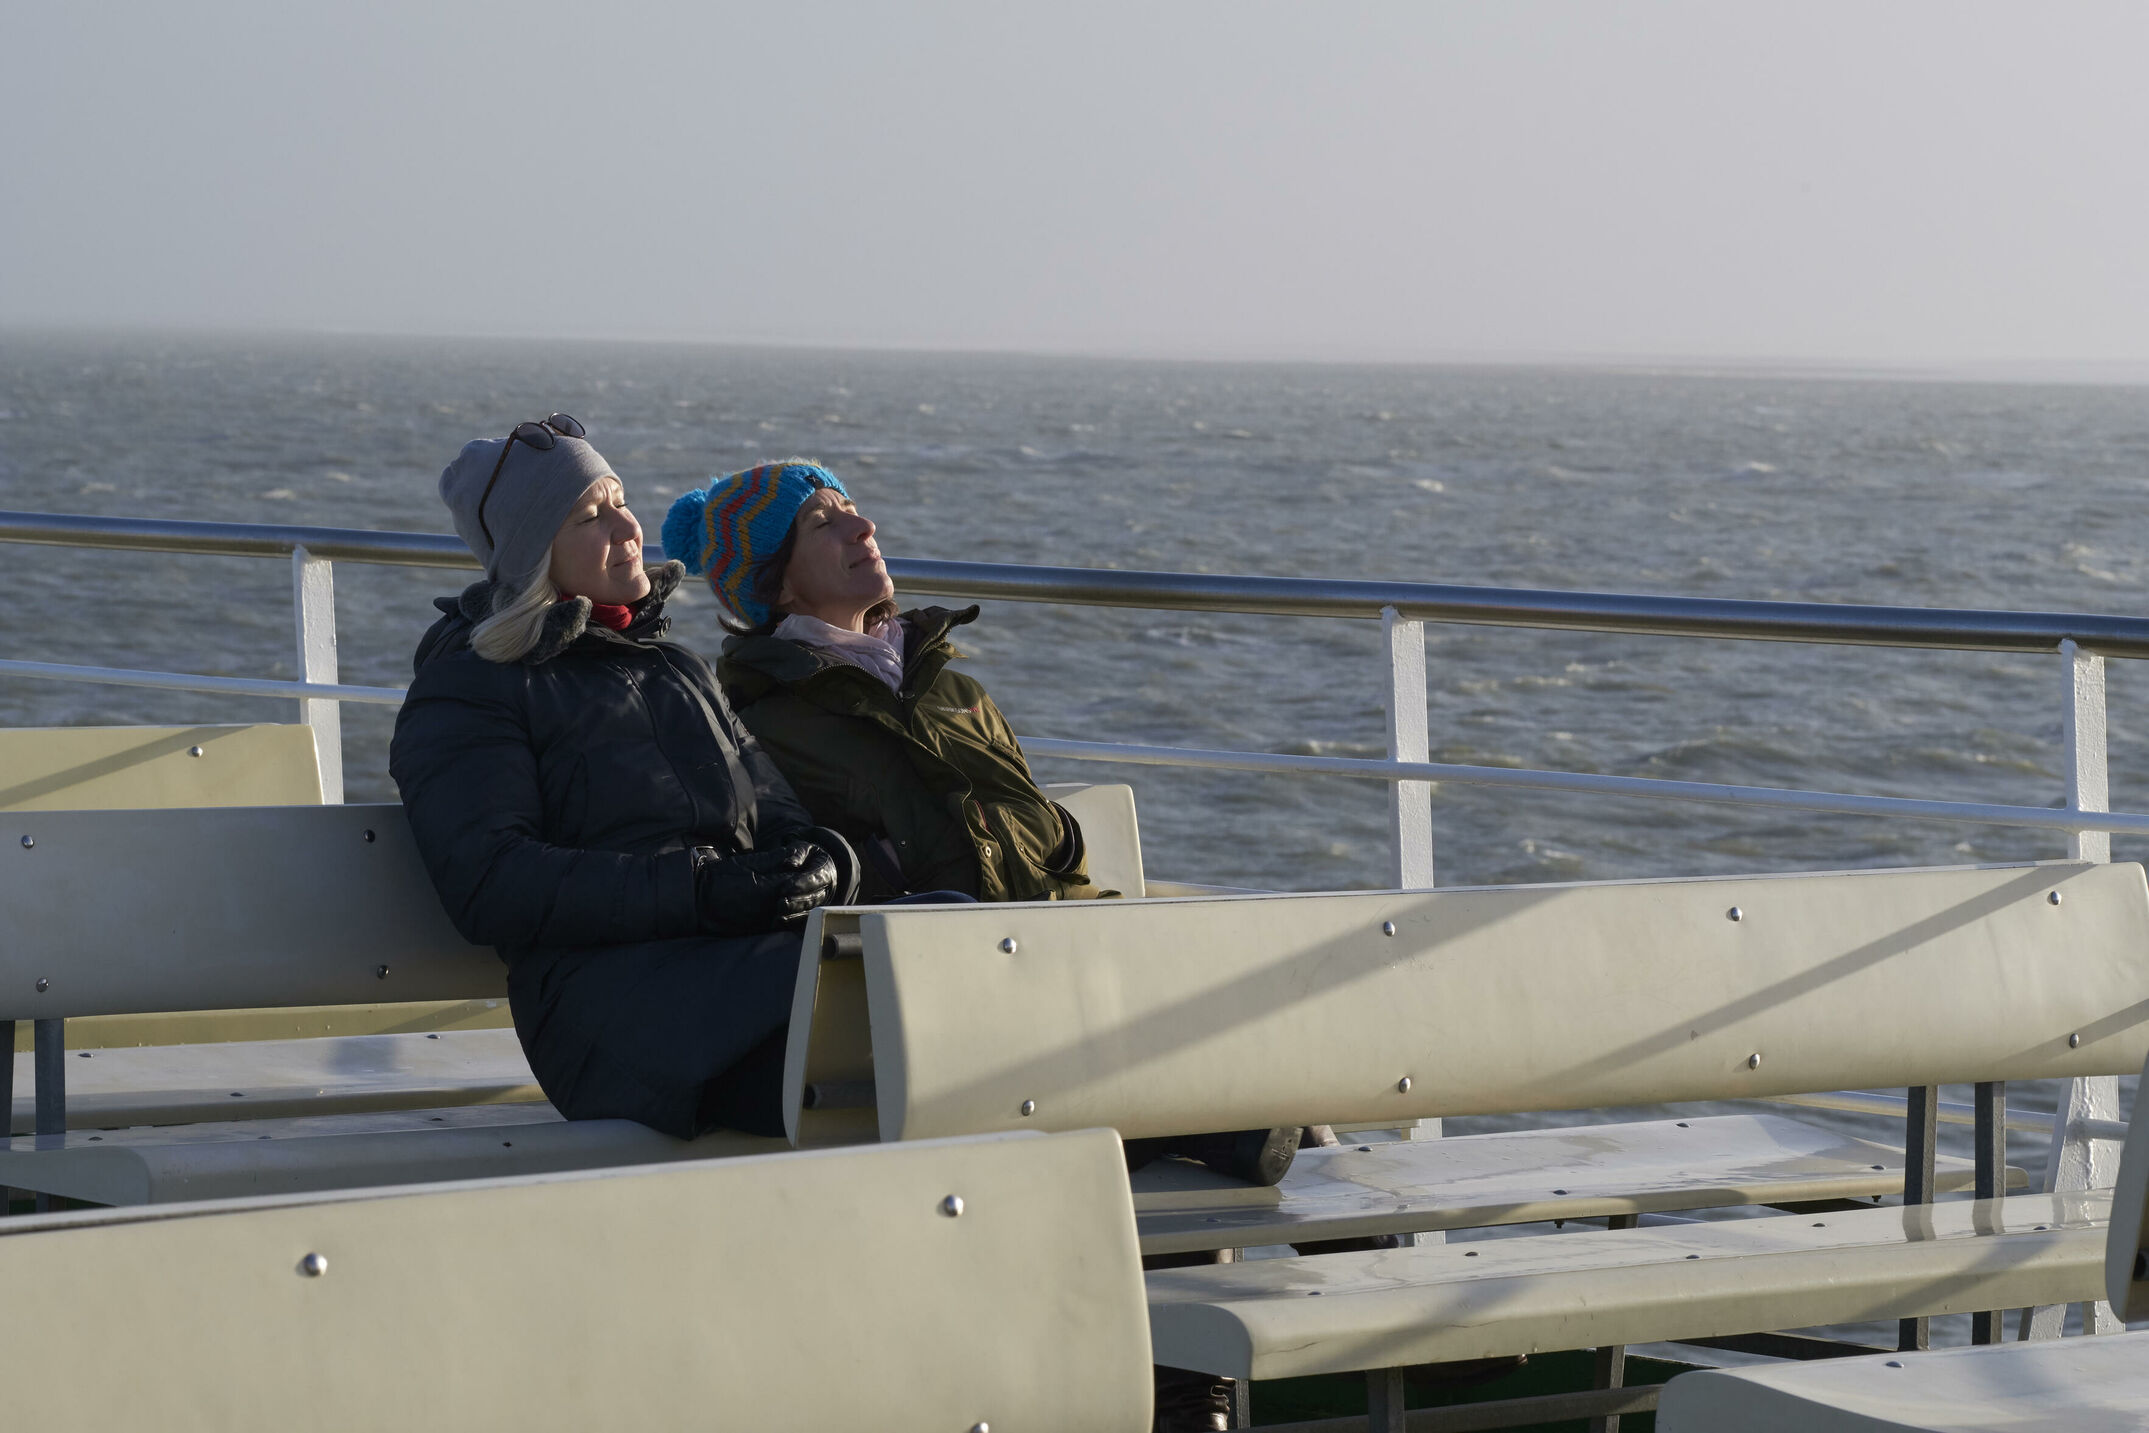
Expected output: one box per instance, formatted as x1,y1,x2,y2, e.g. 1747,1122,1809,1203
0,508,2138,1226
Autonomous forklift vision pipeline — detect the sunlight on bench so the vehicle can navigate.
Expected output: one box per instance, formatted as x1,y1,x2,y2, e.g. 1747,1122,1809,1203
0,1129,1152,1431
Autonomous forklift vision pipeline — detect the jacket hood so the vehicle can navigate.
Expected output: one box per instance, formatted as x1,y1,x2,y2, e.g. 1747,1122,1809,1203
720,604,978,696
414,561,686,672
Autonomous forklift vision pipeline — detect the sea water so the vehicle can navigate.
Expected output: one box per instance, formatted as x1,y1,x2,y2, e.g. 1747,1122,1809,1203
3,331,2144,1327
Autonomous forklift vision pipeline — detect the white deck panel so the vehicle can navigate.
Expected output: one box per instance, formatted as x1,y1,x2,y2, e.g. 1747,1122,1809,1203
0,1128,1153,1432
0,1101,782,1205
1133,1114,2017,1254
1145,1191,2112,1381
8,1028,540,1134
1656,1331,2149,1433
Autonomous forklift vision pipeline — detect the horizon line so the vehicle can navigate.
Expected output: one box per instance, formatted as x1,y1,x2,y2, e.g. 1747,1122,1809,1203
8,320,2149,390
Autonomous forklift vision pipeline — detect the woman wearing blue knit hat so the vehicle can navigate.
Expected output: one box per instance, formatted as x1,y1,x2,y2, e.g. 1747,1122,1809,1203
662,458,1095,905
668,459,1303,1432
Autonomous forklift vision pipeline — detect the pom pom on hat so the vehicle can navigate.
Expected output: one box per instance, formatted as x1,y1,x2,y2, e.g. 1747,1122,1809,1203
662,459,848,626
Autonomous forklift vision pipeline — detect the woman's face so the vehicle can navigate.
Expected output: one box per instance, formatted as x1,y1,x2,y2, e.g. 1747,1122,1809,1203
775,487,893,629
548,477,651,605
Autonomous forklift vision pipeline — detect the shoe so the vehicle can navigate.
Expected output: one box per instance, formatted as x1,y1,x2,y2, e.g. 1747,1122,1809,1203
1290,1232,1405,1256
1126,1127,1301,1186
1153,1364,1234,1432
1180,1127,1300,1186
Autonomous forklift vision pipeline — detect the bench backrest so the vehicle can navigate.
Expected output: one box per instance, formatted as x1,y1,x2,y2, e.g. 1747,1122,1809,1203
0,1127,1151,1431
1042,781,1146,897
0,780,1151,1030
0,729,514,1050
787,860,2149,1146
0,724,323,810
0,804,497,1022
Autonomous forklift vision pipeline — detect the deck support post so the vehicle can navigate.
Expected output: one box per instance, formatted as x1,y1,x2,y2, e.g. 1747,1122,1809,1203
31,1017,64,1213
292,546,344,804
1898,1084,1938,1352
1971,1081,2006,1345
1366,1366,1407,1433
1588,1212,1638,1433
1,1017,13,1213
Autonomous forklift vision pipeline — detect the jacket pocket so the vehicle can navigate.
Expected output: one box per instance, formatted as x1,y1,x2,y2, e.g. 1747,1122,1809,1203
976,798,1089,900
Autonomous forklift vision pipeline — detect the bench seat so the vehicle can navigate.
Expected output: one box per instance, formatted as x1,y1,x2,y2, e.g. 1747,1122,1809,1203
9,1028,539,1135
0,1101,783,1205
5,1104,2005,1221
1656,1330,2149,1432
1133,1113,2016,1255
1145,1190,2111,1382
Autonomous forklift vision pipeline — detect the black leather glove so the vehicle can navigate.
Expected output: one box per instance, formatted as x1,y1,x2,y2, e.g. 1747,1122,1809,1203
693,842,838,935
800,826,864,906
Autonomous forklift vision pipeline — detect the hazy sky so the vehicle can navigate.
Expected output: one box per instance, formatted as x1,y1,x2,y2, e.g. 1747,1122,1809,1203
6,2,2147,366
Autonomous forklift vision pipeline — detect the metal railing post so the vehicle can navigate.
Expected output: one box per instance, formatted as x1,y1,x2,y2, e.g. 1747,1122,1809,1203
292,546,344,803
1382,606,1435,889
1383,607,1440,1158
2024,640,2120,1340
2064,640,2111,864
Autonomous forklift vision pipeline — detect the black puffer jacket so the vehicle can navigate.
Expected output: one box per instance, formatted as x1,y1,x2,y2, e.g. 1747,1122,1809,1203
390,562,818,1137
391,562,814,961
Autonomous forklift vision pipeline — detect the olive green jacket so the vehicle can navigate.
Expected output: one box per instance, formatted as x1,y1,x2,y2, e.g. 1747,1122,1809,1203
716,606,1092,903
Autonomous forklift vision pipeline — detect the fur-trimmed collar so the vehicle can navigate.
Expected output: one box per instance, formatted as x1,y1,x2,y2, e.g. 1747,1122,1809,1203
436,561,685,665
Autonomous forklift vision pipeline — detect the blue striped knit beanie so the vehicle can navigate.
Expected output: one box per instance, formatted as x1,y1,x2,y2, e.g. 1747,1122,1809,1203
661,459,850,626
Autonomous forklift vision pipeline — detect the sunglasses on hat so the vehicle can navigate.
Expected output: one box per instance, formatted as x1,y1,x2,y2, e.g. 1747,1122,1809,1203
477,413,587,548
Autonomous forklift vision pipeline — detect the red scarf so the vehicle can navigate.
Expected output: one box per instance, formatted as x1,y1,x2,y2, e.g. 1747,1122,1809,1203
561,593,635,631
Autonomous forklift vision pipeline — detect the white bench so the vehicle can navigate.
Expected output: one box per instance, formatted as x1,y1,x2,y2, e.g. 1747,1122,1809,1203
0,803,558,1213
788,862,2147,1143
0,1127,1153,1431
2,723,521,1062
1652,1056,2149,1431
2,785,1150,1205
784,860,2149,1427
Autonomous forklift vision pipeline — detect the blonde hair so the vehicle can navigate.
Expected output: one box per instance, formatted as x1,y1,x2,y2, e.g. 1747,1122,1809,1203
471,565,563,663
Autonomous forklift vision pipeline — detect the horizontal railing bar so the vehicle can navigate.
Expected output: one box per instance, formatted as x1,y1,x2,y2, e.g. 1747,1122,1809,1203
891,557,2149,657
0,511,479,569
1,652,2135,838
0,658,406,705
1021,736,2149,835
9,510,2149,656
